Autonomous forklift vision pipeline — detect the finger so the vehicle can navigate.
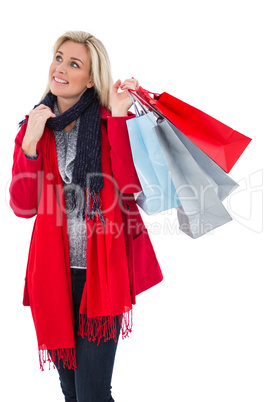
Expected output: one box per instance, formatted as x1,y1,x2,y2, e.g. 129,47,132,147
43,106,56,115
40,110,56,119
34,104,53,111
121,79,136,86
47,111,56,118
121,77,139,84
30,108,54,117
120,78,139,90
120,83,139,91
30,105,54,117
29,108,56,120
112,79,122,93
133,78,139,89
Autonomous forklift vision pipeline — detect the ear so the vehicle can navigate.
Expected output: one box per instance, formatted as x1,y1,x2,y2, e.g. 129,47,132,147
87,79,94,88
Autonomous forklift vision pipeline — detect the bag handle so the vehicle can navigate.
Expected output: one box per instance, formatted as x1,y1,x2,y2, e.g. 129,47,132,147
127,90,140,116
129,89,166,121
137,86,161,104
127,90,158,126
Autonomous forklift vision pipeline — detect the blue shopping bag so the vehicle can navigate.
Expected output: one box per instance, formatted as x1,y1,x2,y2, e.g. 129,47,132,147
126,92,181,214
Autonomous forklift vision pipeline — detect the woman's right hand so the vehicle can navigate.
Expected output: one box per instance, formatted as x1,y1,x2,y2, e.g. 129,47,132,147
22,105,56,155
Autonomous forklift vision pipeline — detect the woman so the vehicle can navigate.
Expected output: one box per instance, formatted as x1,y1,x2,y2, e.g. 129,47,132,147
9,31,163,402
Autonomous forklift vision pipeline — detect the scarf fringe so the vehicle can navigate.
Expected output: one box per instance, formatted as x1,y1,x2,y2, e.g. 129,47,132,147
118,309,133,339
86,188,105,225
39,347,77,371
38,311,133,370
78,310,133,346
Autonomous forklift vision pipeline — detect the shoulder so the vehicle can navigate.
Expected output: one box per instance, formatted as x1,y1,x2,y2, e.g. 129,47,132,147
101,107,111,120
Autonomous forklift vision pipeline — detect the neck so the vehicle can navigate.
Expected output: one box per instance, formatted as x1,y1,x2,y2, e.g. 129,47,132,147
56,88,88,113
57,96,81,114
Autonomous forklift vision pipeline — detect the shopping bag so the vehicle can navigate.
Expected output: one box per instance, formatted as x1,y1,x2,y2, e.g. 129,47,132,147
126,100,181,214
130,90,239,202
153,119,233,238
134,87,252,173
166,121,239,201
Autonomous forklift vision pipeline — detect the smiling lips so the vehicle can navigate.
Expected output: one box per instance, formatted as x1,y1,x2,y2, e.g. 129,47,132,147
54,76,69,84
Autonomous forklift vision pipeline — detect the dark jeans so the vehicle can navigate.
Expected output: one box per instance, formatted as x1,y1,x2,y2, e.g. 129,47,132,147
53,268,121,402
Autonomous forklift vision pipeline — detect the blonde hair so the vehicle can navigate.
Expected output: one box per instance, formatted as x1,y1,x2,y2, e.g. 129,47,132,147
42,31,113,110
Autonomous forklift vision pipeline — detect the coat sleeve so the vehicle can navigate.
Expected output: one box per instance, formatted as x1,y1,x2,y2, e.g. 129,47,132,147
106,114,142,194
9,122,42,218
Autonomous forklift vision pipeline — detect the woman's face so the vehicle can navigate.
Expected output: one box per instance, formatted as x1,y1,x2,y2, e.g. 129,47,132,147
49,40,93,105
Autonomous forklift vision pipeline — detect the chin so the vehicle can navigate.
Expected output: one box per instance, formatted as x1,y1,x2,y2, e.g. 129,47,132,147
49,84,59,96
49,87,66,98
49,88,57,96
49,81,68,96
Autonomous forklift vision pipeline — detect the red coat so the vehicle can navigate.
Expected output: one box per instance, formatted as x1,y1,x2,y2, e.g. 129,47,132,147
9,107,163,307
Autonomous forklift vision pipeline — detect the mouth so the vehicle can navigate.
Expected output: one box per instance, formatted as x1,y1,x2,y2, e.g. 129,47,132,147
53,76,69,84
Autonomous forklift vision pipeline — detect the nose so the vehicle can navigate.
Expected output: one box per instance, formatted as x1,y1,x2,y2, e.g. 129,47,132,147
55,61,67,74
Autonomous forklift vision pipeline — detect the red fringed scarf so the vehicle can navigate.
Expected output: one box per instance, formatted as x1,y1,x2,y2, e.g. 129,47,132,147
23,122,134,371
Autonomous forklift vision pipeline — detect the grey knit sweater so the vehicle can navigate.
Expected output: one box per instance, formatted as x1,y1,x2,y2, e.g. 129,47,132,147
23,104,87,269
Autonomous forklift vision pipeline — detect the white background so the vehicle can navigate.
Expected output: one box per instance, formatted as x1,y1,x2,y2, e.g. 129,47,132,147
1,0,267,401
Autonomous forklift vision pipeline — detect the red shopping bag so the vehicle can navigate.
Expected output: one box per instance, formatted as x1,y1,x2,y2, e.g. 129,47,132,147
135,87,252,173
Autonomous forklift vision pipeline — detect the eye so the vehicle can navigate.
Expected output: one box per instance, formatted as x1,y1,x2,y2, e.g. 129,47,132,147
56,55,62,62
71,61,79,68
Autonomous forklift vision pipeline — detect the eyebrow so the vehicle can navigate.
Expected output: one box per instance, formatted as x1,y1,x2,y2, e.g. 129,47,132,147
56,50,84,65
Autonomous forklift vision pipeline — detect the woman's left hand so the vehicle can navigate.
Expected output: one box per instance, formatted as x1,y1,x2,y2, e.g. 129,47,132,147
110,78,139,116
